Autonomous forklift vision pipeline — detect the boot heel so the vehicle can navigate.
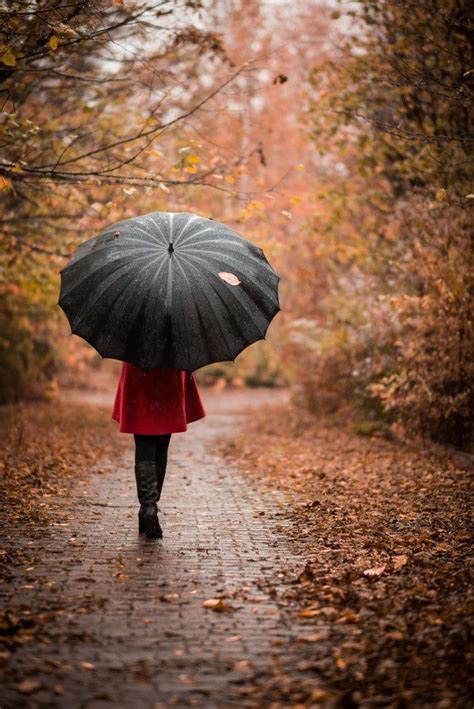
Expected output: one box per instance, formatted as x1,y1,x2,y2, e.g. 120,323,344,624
143,506,162,539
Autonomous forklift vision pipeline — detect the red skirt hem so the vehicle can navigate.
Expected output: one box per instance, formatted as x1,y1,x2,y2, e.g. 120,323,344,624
111,410,206,436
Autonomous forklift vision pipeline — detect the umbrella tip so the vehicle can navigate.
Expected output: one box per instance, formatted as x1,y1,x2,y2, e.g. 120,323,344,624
168,243,174,254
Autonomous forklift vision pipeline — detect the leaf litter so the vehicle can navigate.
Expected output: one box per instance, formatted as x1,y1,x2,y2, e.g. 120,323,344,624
215,401,473,706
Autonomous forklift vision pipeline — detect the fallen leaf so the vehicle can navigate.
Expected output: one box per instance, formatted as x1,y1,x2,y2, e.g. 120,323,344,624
218,272,241,286
296,632,326,642
393,555,408,571
202,598,236,613
363,564,386,577
17,679,42,694
336,610,360,624
297,608,319,618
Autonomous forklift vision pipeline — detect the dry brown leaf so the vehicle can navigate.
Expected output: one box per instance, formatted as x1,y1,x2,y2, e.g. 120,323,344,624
336,610,360,624
16,679,42,694
363,564,386,577
393,554,408,570
311,688,330,702
218,271,241,286
296,632,327,642
202,598,236,613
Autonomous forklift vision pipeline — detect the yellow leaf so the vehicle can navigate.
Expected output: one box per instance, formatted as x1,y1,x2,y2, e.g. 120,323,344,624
1,49,16,67
290,195,301,205
294,163,305,171
150,149,163,158
49,36,59,51
186,153,201,164
435,188,446,202
0,177,12,191
225,174,235,184
184,165,198,174
248,200,263,211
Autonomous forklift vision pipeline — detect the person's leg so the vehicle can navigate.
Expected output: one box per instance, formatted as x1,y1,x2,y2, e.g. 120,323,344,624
133,434,162,538
134,433,157,465
155,433,172,501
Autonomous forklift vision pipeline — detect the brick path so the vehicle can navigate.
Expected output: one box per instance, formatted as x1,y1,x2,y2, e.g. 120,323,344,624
1,389,314,708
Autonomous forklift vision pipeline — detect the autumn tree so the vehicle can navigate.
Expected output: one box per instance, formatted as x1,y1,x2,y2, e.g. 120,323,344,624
0,0,250,401
288,0,473,447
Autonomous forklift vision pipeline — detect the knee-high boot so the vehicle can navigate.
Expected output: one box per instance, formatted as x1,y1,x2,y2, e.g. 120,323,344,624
135,461,162,539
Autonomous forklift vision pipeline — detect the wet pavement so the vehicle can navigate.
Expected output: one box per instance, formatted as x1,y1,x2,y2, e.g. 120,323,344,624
1,387,315,708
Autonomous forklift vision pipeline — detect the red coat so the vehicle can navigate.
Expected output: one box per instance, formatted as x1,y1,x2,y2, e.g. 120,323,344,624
112,362,206,435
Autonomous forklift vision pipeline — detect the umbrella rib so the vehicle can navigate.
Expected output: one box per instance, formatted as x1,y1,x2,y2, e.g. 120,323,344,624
176,226,216,248
172,255,204,372
131,224,166,248
178,227,248,249
133,251,171,365
148,214,169,245
61,251,160,302
97,253,167,352
175,250,220,371
73,243,161,265
183,252,278,329
183,246,276,287
174,214,200,245
177,254,241,360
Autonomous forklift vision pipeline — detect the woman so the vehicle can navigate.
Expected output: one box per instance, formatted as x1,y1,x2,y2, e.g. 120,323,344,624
112,363,206,539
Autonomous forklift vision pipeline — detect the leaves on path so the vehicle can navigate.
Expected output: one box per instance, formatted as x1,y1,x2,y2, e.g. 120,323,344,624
202,598,237,613
216,401,473,706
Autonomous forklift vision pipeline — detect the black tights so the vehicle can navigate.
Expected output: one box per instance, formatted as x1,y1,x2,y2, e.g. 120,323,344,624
134,433,172,476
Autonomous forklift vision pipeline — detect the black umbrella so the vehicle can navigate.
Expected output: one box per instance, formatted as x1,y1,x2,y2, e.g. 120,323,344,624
58,211,281,372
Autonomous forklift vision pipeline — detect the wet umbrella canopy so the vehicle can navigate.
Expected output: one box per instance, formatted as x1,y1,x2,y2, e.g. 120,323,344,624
58,211,281,372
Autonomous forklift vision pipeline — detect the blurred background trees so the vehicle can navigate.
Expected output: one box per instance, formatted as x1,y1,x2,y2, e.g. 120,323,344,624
283,0,473,449
1,0,472,449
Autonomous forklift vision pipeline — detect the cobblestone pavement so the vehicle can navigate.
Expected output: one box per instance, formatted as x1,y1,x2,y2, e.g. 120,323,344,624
1,389,314,709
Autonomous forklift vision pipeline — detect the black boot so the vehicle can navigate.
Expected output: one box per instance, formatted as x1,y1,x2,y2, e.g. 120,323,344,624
155,433,171,510
135,461,162,539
